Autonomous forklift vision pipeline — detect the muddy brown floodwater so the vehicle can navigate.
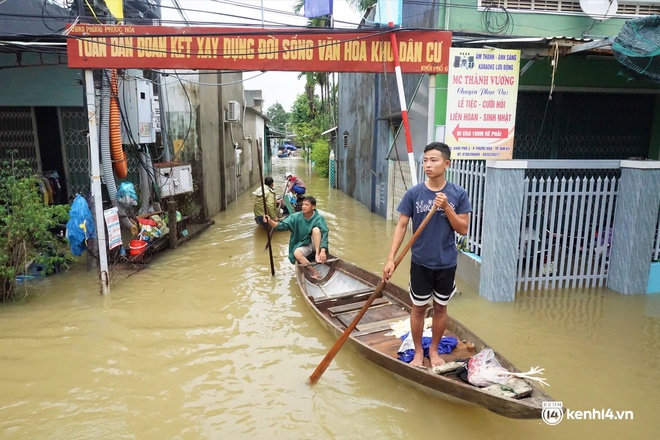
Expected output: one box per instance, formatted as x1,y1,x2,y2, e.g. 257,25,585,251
1,156,658,439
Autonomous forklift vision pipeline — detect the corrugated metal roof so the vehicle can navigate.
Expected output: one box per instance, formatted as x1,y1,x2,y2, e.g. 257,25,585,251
454,35,614,57
458,36,594,46
0,0,70,36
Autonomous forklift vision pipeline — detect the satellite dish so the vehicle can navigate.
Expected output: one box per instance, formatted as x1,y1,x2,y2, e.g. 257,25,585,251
580,0,618,21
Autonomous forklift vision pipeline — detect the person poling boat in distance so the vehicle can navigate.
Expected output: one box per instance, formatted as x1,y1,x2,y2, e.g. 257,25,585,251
285,172,306,196
382,142,472,369
263,196,329,279
253,176,283,227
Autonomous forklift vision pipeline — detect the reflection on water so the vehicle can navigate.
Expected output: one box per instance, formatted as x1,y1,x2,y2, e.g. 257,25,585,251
0,156,658,439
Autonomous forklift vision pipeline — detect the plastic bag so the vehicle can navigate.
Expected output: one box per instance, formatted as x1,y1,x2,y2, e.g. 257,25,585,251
117,182,138,206
467,348,511,387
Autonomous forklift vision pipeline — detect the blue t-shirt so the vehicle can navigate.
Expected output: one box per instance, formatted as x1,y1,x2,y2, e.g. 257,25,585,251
397,181,472,270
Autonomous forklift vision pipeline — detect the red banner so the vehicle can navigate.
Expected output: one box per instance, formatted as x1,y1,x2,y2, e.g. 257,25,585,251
65,25,451,73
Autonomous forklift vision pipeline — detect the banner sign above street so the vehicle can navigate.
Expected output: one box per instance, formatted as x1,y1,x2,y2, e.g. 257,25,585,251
65,25,452,73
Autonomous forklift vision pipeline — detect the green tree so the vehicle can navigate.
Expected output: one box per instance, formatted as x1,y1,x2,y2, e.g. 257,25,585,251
290,93,315,124
266,102,290,133
0,157,70,302
290,1,355,177
347,0,377,11
293,121,322,151
292,0,369,129
310,138,330,177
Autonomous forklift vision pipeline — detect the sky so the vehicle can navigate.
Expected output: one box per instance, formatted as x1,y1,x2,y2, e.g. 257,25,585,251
159,0,365,111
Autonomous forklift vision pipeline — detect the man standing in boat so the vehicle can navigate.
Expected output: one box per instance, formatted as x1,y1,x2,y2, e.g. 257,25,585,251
382,142,471,368
263,196,329,279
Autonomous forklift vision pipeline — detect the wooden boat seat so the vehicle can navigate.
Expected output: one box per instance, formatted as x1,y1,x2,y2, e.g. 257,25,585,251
352,316,409,336
335,304,409,330
327,297,389,316
311,287,375,304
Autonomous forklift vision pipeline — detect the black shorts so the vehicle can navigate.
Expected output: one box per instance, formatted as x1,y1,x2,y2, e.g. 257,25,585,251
409,262,457,306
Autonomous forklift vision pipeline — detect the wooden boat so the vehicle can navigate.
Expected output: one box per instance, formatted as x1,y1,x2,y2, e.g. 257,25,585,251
296,257,555,419
282,191,302,213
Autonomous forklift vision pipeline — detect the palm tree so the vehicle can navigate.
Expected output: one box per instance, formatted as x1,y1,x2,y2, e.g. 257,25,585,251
297,71,318,120
347,0,377,12
290,1,375,125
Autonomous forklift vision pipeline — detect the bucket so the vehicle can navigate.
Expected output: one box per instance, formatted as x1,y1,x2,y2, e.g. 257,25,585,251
129,239,147,256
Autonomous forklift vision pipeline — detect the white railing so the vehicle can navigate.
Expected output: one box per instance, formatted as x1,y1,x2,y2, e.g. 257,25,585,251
450,159,628,291
402,158,659,291
517,174,618,291
449,160,486,256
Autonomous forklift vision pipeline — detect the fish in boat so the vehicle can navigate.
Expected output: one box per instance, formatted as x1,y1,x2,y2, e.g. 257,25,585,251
296,256,556,419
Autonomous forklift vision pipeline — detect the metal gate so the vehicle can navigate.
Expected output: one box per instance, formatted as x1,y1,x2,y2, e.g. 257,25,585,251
0,107,39,170
59,106,89,198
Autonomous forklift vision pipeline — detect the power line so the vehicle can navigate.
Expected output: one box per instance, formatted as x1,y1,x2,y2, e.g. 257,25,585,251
0,1,619,41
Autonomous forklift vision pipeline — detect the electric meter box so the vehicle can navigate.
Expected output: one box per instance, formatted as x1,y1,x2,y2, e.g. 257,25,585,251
119,70,156,144
154,162,193,197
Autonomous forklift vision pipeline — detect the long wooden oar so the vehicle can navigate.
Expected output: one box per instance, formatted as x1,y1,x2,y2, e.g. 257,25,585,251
256,144,275,276
308,206,438,385
264,183,289,250
264,224,276,251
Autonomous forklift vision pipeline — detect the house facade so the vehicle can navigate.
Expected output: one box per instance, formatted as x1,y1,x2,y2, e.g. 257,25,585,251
160,70,268,218
0,0,270,222
336,0,660,299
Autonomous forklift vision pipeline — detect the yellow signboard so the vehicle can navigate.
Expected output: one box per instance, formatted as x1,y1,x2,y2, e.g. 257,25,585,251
445,48,521,160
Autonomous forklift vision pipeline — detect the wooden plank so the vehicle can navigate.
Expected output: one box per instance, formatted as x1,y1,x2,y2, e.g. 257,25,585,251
356,316,408,332
328,297,389,316
336,304,406,326
311,287,375,305
369,336,405,356
352,326,392,338
352,316,407,337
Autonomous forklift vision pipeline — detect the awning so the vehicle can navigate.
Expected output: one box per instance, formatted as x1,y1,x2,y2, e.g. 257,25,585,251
321,126,338,136
456,35,614,58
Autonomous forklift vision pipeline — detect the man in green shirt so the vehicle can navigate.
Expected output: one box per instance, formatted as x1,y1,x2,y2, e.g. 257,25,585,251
263,196,329,279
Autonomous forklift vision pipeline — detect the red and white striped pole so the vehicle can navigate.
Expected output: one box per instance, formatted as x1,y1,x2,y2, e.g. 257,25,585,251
388,23,417,185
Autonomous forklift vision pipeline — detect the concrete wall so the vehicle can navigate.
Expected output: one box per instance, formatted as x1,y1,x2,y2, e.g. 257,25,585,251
0,53,83,106
217,72,260,210
607,161,660,294
195,71,223,217
165,71,261,218
248,108,268,176
162,70,200,164
240,106,259,179
442,0,629,38
336,71,377,211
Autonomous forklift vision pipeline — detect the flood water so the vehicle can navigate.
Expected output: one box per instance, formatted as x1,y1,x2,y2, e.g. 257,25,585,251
1,156,658,439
